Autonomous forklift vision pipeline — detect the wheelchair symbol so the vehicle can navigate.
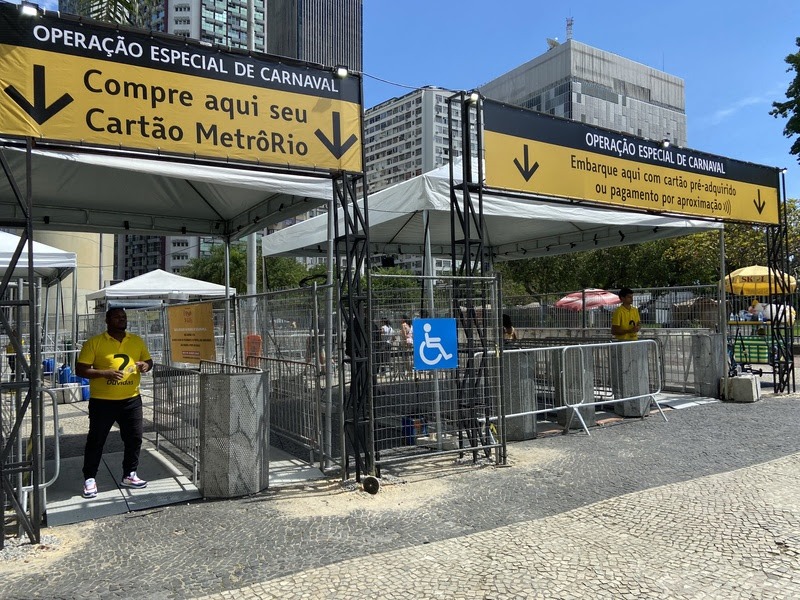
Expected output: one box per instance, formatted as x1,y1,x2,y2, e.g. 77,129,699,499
418,322,453,366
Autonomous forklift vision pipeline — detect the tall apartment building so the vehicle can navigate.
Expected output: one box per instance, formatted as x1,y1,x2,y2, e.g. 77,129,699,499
365,86,465,194
267,0,362,71
70,0,363,280
362,86,464,275
479,38,686,147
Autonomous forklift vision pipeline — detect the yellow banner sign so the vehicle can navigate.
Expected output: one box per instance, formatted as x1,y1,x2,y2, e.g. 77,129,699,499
483,101,779,224
167,303,216,364
0,6,362,171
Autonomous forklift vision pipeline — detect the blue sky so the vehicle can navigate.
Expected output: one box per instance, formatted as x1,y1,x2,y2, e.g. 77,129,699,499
362,0,800,198
23,0,800,197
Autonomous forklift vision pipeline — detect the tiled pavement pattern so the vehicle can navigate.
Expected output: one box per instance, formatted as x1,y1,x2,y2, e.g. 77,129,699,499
2,396,800,599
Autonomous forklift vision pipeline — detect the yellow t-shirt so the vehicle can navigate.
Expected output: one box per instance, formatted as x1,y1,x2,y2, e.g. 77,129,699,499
77,331,151,400
612,305,641,341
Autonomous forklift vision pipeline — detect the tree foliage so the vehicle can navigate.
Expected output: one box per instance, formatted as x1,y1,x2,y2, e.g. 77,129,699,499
771,37,800,161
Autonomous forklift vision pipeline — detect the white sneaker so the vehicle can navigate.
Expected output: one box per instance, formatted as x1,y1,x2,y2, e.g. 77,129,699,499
121,472,147,489
83,478,97,498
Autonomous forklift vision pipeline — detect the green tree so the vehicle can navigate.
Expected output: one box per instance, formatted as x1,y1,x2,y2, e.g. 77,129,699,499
181,244,248,293
263,256,310,290
771,37,800,162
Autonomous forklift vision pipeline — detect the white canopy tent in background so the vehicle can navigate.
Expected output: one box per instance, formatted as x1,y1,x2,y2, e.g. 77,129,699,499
262,161,723,262
86,269,228,307
0,230,76,284
0,230,77,371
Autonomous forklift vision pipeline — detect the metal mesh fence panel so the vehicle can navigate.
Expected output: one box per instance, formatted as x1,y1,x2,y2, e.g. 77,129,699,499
503,285,721,395
152,364,200,479
368,274,503,466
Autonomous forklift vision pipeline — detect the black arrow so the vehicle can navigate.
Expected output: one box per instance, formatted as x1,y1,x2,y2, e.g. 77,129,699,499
753,189,766,214
5,64,73,125
315,112,358,159
513,144,539,181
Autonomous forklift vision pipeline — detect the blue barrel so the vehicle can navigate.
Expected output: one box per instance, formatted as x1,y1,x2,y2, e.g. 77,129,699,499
57,365,71,385
42,358,55,375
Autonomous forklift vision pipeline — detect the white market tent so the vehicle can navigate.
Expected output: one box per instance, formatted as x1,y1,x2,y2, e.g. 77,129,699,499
86,269,228,304
0,230,76,283
262,161,722,261
0,144,334,239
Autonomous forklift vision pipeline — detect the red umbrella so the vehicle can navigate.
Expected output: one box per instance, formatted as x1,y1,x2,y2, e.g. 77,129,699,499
554,288,621,311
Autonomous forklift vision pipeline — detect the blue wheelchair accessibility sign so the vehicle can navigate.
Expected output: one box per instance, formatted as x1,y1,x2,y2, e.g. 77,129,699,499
413,318,458,371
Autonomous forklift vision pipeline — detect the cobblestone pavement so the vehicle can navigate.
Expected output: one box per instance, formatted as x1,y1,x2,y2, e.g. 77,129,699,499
2,396,800,599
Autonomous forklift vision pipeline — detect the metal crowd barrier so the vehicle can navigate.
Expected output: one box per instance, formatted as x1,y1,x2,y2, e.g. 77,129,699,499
247,356,325,469
498,339,667,437
152,364,200,481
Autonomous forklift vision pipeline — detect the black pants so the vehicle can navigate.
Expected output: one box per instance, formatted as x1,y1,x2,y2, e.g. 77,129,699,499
83,395,143,480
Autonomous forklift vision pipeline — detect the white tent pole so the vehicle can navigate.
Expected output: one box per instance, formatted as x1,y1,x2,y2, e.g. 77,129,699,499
423,209,442,449
324,192,334,469
720,229,729,398
245,0,257,311
224,240,232,362
71,270,78,369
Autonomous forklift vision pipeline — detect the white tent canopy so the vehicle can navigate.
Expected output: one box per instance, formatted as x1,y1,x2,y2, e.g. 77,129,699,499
0,230,76,284
86,269,228,302
0,143,334,240
262,162,722,260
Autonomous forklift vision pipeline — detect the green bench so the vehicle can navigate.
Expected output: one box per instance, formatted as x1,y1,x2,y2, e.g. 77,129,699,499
731,335,773,364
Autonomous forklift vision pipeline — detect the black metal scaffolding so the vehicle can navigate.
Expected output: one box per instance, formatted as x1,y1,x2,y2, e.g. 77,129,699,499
334,172,375,480
447,92,495,460
765,169,795,393
0,139,41,547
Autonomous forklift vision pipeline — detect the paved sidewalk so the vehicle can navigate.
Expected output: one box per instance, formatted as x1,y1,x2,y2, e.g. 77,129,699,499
198,453,800,599
2,396,800,599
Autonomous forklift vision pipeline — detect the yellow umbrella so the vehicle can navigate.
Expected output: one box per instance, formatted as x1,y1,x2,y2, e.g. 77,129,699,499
724,265,797,296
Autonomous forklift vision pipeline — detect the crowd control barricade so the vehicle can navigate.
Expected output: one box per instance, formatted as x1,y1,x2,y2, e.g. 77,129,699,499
247,356,327,470
152,363,201,481
499,339,666,438
198,361,269,498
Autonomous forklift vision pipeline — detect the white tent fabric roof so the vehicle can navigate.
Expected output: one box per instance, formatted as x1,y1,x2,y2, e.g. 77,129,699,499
0,230,76,284
0,143,334,239
263,162,722,260
86,269,227,301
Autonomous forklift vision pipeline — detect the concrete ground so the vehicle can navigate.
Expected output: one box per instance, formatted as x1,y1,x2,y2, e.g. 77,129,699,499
1,387,799,599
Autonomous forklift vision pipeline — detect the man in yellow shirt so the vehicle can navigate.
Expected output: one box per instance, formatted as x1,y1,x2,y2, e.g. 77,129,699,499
77,308,153,499
611,287,641,341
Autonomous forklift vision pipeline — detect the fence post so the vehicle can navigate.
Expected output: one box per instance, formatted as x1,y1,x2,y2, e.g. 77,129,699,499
612,342,651,417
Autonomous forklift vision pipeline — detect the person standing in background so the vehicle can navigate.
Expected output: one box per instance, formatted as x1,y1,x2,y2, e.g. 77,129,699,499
611,287,641,341
502,314,518,342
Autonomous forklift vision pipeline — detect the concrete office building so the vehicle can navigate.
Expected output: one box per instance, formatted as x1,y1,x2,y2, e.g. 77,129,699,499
267,0,362,71
90,0,361,281
479,38,686,147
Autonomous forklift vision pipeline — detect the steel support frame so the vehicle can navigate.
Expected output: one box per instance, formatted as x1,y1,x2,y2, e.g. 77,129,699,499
447,92,493,460
765,169,795,393
333,172,375,480
0,139,41,546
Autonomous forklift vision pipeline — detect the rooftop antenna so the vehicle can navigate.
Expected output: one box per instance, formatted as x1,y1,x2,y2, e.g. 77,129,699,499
566,17,574,40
